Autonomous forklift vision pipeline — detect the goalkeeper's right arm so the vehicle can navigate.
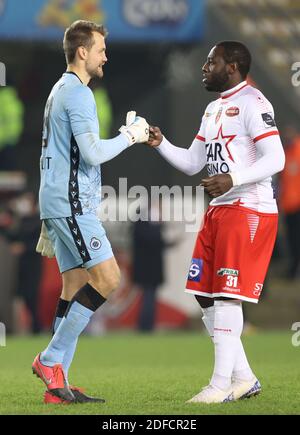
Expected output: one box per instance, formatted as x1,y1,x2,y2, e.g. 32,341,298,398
36,221,55,258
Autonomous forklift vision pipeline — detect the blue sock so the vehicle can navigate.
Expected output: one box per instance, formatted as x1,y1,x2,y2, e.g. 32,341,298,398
54,317,78,383
41,301,93,367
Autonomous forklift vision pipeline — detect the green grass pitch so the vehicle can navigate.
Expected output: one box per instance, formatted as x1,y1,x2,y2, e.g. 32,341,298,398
0,331,300,415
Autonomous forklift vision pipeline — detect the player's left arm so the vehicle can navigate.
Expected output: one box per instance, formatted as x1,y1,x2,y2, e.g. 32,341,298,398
202,95,285,197
230,95,285,187
230,133,285,186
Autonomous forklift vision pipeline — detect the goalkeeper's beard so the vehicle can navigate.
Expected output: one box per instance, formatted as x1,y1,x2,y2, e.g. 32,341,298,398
87,65,104,80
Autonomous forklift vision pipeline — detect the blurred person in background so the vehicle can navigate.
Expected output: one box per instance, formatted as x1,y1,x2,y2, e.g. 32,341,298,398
0,82,24,170
0,201,17,333
132,200,166,333
279,125,300,279
147,41,285,404
32,20,149,404
9,191,42,333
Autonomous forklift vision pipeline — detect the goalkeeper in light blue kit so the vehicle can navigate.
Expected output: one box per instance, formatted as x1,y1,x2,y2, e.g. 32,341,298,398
32,20,149,404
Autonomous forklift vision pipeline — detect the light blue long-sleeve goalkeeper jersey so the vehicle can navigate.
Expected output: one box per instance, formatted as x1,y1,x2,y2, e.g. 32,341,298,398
39,72,128,219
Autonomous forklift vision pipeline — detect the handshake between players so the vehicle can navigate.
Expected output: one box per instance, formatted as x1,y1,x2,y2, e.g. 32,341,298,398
118,110,163,147
120,111,233,198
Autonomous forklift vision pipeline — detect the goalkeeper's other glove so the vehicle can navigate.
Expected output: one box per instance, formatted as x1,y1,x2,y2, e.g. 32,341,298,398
36,221,55,258
119,111,149,145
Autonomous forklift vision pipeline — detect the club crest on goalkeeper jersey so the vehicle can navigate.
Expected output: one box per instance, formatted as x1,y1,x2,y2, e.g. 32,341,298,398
39,72,101,219
195,81,279,213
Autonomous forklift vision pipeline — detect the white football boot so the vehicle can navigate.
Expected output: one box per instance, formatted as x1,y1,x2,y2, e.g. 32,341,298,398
232,377,261,400
186,384,234,404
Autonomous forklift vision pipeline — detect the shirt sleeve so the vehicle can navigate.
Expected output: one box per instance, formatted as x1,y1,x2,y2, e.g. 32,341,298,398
65,86,130,166
75,132,129,166
243,93,279,143
156,135,206,176
155,113,207,176
230,93,284,185
65,86,99,137
231,132,285,186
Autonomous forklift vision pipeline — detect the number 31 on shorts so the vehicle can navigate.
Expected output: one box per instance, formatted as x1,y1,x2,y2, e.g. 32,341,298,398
226,276,238,287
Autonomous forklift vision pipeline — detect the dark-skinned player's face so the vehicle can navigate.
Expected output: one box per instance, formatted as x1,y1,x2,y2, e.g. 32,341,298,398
202,46,231,92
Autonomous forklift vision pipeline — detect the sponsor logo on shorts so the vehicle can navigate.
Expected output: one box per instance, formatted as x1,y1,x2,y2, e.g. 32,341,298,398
222,286,241,293
225,106,239,117
217,268,239,276
253,283,263,296
90,237,102,251
188,258,203,282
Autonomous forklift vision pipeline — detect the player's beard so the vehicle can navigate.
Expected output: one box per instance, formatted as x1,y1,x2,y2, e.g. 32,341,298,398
86,63,104,80
204,70,230,92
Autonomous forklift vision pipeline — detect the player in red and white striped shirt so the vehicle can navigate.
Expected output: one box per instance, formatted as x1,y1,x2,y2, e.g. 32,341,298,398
147,41,285,404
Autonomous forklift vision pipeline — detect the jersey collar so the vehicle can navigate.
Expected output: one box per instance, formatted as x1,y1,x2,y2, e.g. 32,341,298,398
220,81,248,100
65,71,83,84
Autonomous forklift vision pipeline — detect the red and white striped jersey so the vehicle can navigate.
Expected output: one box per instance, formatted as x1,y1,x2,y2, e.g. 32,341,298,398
196,81,280,213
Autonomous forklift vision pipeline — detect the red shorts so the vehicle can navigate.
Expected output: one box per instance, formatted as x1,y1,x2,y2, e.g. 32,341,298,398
185,205,278,303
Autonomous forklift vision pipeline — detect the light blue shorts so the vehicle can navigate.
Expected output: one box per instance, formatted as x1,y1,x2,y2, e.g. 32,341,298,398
44,214,114,273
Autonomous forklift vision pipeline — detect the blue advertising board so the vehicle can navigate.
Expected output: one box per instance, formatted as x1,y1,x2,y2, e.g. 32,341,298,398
0,0,205,42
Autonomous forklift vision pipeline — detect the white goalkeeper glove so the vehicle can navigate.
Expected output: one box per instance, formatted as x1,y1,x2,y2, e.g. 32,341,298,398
126,110,136,127
36,221,55,258
119,111,149,145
